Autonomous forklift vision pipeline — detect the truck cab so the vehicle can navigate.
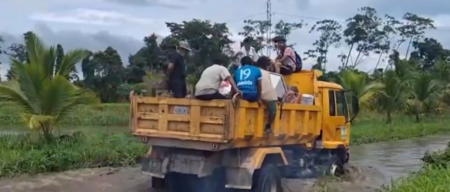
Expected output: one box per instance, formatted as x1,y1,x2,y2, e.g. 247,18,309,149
130,69,359,192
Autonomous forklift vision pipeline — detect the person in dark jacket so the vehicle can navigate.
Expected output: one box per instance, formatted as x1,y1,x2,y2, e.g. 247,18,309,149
166,42,190,98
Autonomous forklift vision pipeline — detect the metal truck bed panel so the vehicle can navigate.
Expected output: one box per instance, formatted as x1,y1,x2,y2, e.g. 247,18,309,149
131,96,322,148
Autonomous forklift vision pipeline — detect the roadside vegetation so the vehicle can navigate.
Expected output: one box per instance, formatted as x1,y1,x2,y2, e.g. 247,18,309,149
0,6,449,184
383,143,450,191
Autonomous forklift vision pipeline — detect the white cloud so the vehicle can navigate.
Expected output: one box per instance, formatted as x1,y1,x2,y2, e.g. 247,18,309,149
430,14,450,28
30,8,156,26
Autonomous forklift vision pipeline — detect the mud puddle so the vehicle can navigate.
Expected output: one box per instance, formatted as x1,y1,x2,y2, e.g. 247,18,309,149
0,165,379,192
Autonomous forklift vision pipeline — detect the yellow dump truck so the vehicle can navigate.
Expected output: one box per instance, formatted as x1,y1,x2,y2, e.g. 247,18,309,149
130,70,359,192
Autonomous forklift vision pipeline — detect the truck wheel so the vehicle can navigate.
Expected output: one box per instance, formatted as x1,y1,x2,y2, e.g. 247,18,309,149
253,164,283,192
325,155,344,176
164,173,191,192
151,177,165,191
194,169,226,192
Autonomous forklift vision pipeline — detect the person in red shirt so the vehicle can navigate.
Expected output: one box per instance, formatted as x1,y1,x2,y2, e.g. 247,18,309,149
272,36,296,75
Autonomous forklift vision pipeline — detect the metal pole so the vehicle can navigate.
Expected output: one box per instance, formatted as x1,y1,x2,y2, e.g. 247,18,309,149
266,0,272,56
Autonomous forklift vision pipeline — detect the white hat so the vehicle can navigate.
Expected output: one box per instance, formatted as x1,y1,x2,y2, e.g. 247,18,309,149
178,41,191,51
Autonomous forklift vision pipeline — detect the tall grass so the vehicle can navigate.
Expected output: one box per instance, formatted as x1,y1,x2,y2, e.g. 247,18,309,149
0,103,130,126
0,133,147,177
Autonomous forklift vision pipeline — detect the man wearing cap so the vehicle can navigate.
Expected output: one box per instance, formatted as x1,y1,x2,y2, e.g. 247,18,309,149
166,42,190,98
272,36,296,75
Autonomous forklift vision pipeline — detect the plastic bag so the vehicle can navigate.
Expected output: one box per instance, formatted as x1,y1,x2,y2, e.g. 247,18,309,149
218,81,231,96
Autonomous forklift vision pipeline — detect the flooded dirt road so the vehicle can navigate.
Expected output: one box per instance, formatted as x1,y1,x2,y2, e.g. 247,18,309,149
1,134,450,192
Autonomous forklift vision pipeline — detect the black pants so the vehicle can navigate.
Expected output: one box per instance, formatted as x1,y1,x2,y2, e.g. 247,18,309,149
280,65,294,75
168,78,187,98
196,92,227,100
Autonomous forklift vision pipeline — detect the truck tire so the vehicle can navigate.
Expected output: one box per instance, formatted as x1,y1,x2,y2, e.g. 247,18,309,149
194,169,226,192
164,173,191,192
253,164,283,192
325,155,344,176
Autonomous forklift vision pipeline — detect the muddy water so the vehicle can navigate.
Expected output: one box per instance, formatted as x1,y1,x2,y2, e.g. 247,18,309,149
1,134,449,192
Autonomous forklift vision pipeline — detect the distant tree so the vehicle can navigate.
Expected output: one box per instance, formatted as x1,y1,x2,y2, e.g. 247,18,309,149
342,7,383,68
396,13,435,60
305,19,342,71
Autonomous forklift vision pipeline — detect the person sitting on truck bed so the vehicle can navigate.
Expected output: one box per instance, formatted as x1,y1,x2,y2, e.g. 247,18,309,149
234,56,262,103
271,36,296,75
255,56,278,133
195,59,240,100
283,86,300,103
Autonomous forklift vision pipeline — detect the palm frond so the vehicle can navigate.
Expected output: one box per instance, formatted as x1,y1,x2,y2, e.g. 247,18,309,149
24,32,47,67
0,84,34,114
57,49,88,76
9,59,42,113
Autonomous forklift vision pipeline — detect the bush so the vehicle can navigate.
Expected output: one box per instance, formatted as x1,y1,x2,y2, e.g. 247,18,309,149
0,132,147,177
421,142,450,168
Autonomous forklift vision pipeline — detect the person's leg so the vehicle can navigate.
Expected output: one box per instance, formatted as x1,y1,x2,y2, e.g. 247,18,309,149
264,100,277,133
274,62,282,73
280,65,293,75
242,93,258,102
196,92,227,100
170,79,187,98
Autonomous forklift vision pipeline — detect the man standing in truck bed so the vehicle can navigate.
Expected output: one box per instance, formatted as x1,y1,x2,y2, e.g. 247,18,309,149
166,41,190,98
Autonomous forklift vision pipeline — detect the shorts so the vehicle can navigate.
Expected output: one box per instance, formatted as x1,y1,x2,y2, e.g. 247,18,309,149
242,92,259,102
280,65,293,75
265,100,277,115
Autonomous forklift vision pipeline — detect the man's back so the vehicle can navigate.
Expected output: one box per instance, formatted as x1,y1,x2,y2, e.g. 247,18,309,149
259,69,278,101
167,51,186,79
195,64,230,96
234,65,261,94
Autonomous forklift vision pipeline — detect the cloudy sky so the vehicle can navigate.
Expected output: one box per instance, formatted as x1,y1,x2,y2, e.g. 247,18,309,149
0,0,449,78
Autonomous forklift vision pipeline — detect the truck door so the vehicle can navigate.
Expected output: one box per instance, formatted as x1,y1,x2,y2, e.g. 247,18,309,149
326,90,349,142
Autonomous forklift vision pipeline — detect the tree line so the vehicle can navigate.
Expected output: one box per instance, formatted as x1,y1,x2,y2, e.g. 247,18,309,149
0,6,448,113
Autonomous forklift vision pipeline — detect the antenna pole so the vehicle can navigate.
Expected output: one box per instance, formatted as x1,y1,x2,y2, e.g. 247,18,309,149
266,0,272,56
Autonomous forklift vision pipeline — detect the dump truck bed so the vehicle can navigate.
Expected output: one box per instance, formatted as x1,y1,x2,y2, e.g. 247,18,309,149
131,95,322,150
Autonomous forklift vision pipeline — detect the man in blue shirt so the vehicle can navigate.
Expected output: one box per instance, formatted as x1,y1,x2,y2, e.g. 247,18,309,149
234,56,262,102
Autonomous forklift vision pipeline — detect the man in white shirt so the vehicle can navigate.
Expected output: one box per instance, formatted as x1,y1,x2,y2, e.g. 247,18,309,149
195,59,240,100
255,56,278,134
236,37,259,63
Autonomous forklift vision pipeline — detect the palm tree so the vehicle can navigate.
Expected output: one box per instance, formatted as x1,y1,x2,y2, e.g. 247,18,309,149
338,70,383,107
373,69,409,123
406,72,443,122
0,33,99,141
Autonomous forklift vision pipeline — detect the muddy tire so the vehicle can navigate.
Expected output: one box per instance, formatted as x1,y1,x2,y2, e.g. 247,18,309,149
253,164,283,192
325,155,345,176
151,177,166,191
193,169,226,192
163,173,191,192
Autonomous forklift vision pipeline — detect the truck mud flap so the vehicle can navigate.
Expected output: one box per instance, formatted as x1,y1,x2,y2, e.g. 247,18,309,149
141,156,169,178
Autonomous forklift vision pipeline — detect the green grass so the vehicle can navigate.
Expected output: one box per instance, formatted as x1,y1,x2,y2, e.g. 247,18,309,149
0,132,147,177
384,166,450,192
0,103,130,126
351,114,450,145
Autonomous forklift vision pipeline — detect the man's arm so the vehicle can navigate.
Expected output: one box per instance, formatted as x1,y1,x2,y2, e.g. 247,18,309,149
221,66,240,93
256,70,262,99
278,48,292,63
166,52,176,77
226,76,240,93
